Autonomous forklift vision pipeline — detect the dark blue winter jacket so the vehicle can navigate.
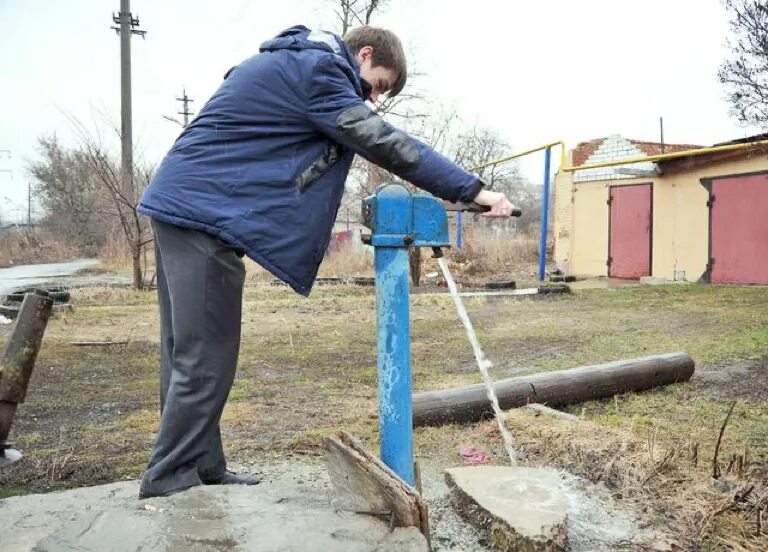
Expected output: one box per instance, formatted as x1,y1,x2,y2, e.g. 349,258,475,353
138,26,483,295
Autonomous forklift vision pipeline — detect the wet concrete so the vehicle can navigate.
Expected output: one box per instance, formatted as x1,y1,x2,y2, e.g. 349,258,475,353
0,259,105,295
0,478,429,551
1,457,669,552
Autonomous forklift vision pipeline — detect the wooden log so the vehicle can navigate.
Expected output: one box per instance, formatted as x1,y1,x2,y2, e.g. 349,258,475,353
0,291,54,443
413,352,694,427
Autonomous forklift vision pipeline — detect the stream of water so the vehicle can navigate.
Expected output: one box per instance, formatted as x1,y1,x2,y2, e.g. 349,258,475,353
436,256,518,465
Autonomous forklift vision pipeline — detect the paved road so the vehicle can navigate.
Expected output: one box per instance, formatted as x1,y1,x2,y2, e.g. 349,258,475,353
0,259,100,295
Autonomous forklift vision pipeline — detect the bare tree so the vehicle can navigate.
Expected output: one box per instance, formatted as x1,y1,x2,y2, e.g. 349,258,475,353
28,136,105,250
327,0,430,283
65,117,153,290
330,0,390,34
719,0,768,127
454,129,538,232
324,0,529,281
329,0,427,119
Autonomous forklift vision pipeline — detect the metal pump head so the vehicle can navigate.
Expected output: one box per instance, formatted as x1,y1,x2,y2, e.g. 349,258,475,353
361,183,451,248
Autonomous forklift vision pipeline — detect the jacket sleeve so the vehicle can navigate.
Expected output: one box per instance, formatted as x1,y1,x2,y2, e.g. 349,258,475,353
306,56,483,203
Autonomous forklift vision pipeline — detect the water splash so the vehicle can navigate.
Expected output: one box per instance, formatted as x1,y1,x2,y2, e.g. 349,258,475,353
436,257,518,465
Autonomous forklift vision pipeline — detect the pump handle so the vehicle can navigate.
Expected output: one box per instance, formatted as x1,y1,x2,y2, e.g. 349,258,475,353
444,201,522,217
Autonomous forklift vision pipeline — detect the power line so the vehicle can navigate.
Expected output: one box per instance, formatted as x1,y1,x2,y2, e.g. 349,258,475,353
176,88,194,127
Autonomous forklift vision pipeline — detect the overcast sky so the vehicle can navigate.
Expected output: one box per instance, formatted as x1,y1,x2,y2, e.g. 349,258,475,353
0,0,760,222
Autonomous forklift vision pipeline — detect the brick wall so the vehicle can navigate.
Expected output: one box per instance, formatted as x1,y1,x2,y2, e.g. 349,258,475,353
573,134,655,182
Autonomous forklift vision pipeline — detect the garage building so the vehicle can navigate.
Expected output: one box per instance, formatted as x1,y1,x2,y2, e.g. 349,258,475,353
553,134,768,284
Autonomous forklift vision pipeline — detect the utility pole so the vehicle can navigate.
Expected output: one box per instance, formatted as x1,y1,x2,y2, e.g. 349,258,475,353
0,150,11,225
111,0,146,200
27,182,31,226
659,116,665,154
176,88,194,127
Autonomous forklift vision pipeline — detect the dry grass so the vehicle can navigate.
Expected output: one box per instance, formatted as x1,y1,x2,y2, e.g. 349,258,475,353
447,227,539,279
510,408,768,551
244,228,539,284
318,245,374,277
417,406,768,550
245,244,374,284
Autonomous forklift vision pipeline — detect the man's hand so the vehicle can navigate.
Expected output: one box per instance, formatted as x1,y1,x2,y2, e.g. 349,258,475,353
473,190,518,218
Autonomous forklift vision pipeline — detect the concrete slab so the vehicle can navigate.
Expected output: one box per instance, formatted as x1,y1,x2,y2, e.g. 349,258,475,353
567,277,640,290
445,466,568,552
0,479,429,552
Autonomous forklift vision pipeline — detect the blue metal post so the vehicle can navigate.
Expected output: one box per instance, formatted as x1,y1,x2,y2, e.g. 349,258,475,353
367,184,415,485
456,211,463,248
538,146,553,282
362,184,450,487
375,246,414,485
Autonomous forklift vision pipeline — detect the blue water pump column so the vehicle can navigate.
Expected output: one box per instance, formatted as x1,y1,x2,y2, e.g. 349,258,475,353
361,184,450,486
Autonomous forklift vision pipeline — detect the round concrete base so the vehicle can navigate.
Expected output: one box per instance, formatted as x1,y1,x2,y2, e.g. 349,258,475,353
445,466,569,551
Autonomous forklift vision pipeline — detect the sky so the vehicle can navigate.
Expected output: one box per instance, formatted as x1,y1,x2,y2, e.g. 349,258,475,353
0,0,761,222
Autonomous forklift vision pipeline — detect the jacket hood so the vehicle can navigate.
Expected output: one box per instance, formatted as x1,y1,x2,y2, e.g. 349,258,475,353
260,25,355,66
258,25,370,100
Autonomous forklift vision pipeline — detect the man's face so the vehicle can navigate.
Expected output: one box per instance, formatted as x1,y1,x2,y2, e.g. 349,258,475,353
355,46,397,104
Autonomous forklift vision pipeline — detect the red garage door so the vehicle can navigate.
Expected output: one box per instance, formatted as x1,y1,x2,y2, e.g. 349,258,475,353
710,173,768,284
609,184,652,279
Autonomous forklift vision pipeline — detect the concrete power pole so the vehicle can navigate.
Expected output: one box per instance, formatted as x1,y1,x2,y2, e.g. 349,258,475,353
111,0,146,199
176,88,194,127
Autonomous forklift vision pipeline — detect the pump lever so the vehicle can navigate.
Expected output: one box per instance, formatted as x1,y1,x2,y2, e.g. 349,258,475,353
443,201,522,217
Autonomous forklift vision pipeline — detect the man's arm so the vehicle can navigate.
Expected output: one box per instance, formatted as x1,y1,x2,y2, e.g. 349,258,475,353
307,56,484,204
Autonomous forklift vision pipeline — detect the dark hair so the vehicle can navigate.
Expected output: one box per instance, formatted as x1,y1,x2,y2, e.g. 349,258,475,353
343,25,407,97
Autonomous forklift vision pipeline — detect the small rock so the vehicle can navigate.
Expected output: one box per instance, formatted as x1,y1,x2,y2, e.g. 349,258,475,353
709,477,734,493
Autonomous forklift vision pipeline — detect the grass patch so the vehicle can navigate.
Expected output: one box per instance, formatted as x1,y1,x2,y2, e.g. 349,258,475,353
0,487,29,499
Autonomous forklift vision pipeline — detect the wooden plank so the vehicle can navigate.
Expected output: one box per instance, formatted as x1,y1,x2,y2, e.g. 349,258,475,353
413,352,694,427
324,432,430,542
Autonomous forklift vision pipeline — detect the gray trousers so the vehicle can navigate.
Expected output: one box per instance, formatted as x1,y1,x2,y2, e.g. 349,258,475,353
140,219,245,496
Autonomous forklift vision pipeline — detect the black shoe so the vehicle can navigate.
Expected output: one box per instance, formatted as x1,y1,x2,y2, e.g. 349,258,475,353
201,470,263,486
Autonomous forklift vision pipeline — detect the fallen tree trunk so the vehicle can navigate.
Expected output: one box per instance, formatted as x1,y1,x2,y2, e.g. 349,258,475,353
413,352,695,427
